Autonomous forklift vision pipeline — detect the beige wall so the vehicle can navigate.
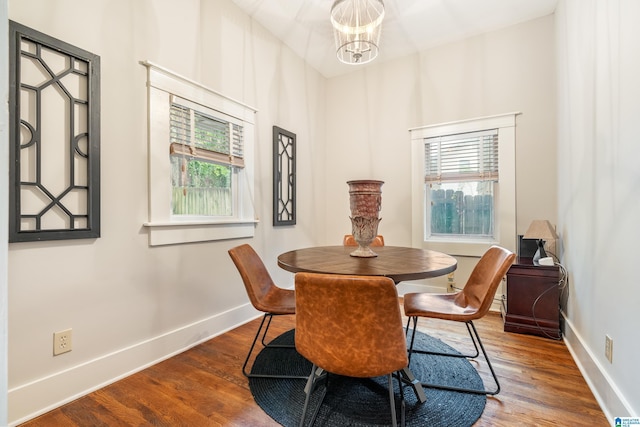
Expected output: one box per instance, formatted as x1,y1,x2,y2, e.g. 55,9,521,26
7,0,325,423
325,15,557,289
557,0,640,418
1,0,9,424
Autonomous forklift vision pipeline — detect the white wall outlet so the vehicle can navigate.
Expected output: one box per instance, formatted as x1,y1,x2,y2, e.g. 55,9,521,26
53,328,72,356
447,272,456,293
605,335,613,363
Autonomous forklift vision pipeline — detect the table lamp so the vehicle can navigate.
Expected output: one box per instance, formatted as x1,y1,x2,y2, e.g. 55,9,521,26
523,220,558,265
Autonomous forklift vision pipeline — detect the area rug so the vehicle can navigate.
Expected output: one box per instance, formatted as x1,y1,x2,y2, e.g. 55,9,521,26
249,329,486,427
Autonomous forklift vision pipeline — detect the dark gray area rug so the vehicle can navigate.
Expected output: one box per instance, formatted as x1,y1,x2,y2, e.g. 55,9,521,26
249,329,486,427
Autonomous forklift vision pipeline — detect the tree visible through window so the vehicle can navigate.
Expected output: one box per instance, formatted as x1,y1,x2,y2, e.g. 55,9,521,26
169,100,244,217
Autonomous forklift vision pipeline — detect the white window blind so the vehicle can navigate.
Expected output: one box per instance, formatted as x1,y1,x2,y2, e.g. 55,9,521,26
424,129,498,183
169,100,244,168
143,61,258,246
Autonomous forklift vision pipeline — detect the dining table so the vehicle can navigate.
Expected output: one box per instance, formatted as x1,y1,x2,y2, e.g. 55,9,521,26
277,245,458,403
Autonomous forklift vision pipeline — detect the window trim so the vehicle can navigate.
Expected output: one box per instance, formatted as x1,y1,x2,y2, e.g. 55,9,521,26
141,61,258,246
410,113,519,257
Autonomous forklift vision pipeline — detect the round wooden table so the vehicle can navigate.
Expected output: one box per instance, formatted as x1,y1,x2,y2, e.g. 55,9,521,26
277,245,457,404
277,245,457,284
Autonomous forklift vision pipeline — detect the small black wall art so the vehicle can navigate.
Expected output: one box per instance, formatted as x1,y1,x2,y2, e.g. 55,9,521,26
273,126,296,226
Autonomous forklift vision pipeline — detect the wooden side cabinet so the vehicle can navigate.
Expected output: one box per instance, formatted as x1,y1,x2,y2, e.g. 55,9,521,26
503,257,561,339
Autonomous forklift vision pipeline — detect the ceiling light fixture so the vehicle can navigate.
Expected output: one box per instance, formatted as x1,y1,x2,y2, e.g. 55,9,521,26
330,0,385,65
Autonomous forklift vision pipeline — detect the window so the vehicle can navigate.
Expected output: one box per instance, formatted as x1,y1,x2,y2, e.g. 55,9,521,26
410,113,517,257
142,62,257,246
169,97,244,217
425,129,498,238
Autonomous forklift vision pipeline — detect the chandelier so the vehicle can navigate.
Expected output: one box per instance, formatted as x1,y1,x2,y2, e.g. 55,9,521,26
330,0,385,65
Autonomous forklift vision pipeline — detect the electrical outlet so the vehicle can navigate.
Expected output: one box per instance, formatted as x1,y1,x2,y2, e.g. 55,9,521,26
605,335,613,363
53,329,73,356
447,272,456,293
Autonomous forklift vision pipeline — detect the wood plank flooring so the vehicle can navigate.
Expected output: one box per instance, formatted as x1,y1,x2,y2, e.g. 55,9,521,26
20,312,609,426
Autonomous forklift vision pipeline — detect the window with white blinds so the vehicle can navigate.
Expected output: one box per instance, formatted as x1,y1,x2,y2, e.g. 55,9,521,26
169,100,244,168
424,129,498,183
410,113,517,257
143,61,257,246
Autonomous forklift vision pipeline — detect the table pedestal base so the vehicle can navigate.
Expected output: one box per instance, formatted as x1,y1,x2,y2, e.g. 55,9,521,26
401,367,427,403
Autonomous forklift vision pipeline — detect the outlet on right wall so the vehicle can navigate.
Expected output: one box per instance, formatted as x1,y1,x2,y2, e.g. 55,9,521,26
556,0,640,419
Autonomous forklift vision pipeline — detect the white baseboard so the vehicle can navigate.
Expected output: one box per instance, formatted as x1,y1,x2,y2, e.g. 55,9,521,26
8,303,259,426
396,281,447,296
562,312,634,423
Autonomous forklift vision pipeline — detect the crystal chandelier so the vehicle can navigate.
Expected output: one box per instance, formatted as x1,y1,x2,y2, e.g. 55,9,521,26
330,0,385,65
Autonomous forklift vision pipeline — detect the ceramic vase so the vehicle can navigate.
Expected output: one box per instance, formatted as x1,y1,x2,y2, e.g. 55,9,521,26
347,180,384,257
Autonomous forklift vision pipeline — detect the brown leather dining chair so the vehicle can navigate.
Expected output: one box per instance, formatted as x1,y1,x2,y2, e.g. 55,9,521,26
295,272,408,427
342,234,385,246
403,245,515,395
228,244,306,379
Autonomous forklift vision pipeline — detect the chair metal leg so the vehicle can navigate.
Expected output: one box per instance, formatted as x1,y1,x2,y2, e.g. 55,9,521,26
387,374,398,427
299,366,315,427
395,371,406,427
407,317,479,363
258,314,293,348
407,318,501,395
299,364,327,427
242,313,307,379
300,367,405,427
399,366,427,403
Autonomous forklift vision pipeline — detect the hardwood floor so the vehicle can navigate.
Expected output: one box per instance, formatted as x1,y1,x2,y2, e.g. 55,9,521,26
20,311,608,426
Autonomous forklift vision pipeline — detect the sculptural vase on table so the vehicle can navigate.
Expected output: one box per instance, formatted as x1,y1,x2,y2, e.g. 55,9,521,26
347,180,383,258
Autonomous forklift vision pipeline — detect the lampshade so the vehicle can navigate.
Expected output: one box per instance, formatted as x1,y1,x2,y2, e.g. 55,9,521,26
330,0,385,65
523,220,558,241
524,220,558,265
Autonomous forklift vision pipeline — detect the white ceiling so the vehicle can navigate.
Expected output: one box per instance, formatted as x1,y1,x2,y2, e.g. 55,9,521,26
230,0,558,78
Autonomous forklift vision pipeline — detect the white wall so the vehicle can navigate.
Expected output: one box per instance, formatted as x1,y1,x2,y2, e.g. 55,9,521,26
556,0,640,419
1,0,10,424
6,0,325,424
325,16,557,290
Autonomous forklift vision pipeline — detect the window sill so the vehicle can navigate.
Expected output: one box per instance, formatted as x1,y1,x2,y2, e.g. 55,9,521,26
143,219,258,246
423,239,497,257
